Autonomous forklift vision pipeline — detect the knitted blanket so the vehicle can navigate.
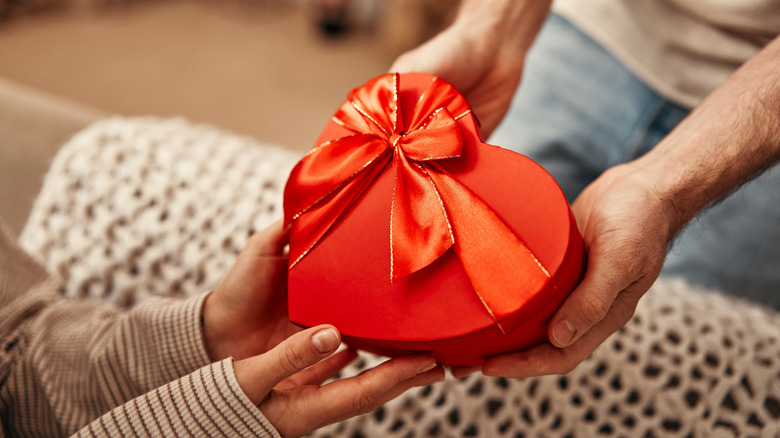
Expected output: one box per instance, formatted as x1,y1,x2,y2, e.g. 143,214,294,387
20,117,780,437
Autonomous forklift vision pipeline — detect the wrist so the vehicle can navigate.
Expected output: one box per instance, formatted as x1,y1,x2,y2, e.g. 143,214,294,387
636,36,780,231
452,0,551,55
202,291,229,361
612,160,689,244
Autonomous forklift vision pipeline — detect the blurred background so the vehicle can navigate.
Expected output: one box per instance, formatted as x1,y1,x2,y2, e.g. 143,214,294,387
0,0,455,233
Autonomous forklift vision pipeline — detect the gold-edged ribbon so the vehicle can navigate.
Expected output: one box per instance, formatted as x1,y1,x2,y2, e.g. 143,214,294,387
283,73,550,334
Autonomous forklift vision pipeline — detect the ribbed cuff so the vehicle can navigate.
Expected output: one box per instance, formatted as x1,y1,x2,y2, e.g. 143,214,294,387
144,291,212,384
75,360,280,438
209,359,281,437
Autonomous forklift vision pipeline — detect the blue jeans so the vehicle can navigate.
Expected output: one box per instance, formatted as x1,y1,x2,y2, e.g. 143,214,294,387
491,14,780,309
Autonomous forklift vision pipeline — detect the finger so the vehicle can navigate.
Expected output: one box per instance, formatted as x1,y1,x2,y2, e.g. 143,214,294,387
224,219,287,289
266,362,444,437
328,366,445,425
284,348,359,387
308,355,441,421
237,325,342,404
546,246,636,348
225,218,289,306
450,366,481,379
481,342,570,379
482,288,643,378
245,218,289,257
323,355,442,415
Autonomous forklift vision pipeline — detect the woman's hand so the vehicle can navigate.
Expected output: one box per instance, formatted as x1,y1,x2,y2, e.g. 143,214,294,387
234,325,445,437
202,219,297,361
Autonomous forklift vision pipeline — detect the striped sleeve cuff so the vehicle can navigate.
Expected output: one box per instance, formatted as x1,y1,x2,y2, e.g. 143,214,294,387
135,291,212,385
75,359,280,438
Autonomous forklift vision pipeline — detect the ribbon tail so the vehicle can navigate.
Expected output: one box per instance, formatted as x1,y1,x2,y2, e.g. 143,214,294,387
390,155,454,280
428,169,550,334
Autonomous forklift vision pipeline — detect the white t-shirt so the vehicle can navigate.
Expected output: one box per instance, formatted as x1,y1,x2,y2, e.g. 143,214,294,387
554,0,780,108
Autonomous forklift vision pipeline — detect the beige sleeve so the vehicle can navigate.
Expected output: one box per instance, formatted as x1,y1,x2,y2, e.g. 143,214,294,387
0,218,279,437
72,359,280,438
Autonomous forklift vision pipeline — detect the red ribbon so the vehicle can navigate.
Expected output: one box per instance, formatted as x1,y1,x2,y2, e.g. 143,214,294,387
284,73,550,334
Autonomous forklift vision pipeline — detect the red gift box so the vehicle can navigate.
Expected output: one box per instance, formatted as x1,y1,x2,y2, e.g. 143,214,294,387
283,73,585,366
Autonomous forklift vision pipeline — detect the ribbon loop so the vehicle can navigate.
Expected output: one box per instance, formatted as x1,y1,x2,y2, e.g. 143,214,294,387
399,108,462,162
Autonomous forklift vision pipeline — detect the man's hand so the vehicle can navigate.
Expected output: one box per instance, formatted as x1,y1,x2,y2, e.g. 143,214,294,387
389,0,551,138
449,30,780,381
234,325,445,438
458,163,681,378
202,219,297,361
473,33,780,379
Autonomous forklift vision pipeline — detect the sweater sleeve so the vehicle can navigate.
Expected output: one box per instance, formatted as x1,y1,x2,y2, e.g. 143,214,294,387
0,218,279,437
72,359,280,438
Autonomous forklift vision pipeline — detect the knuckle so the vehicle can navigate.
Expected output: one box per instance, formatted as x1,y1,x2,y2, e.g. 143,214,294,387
278,342,309,375
598,266,625,293
577,292,611,325
613,293,641,326
351,380,378,413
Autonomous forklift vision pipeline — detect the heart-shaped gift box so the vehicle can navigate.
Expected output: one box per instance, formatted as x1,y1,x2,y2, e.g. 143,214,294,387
283,73,584,366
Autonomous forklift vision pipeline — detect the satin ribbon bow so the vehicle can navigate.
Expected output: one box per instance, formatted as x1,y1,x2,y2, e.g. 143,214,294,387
284,73,550,333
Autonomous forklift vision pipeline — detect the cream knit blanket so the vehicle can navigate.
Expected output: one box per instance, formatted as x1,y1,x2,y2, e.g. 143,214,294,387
20,117,780,437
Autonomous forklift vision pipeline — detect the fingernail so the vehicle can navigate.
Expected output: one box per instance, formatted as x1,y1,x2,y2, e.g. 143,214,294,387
311,328,340,354
418,361,437,374
552,319,576,346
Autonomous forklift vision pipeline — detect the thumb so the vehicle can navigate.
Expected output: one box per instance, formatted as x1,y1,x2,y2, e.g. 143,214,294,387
548,275,613,349
234,325,341,404
547,244,634,349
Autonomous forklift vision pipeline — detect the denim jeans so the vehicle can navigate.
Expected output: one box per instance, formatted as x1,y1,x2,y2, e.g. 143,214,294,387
491,14,780,309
